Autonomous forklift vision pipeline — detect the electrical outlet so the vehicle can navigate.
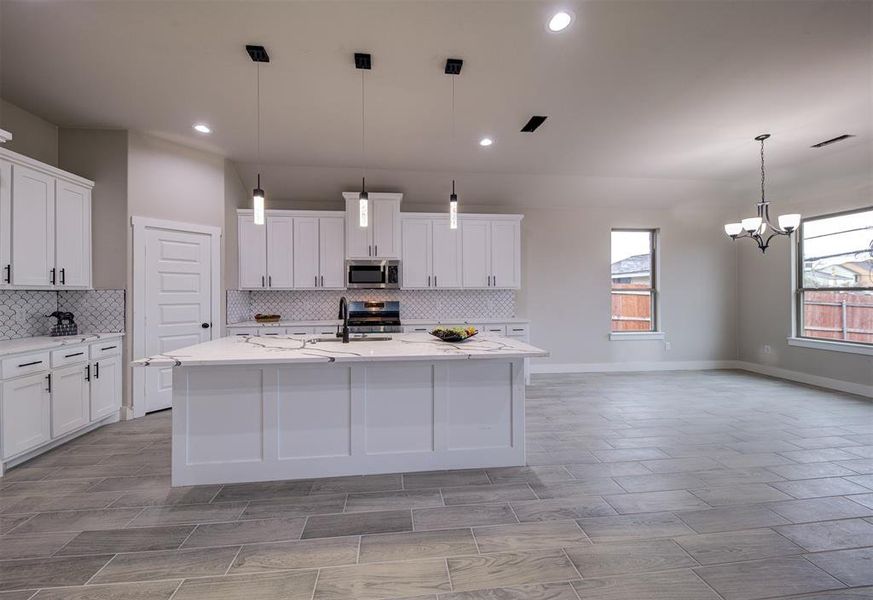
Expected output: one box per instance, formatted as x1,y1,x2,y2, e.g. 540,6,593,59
763,344,772,354
664,341,672,351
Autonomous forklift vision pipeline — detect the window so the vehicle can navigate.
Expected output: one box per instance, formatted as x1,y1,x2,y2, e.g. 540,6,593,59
611,229,658,332
797,207,873,346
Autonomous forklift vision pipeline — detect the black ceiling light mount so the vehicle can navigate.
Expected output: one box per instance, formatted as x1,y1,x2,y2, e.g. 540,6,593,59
354,52,372,70
521,115,548,133
445,58,463,75
246,45,270,63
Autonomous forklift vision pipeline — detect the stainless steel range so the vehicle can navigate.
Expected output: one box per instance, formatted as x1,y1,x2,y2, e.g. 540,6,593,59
346,300,402,334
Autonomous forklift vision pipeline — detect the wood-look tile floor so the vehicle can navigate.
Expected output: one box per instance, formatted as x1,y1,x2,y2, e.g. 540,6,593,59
2,370,873,599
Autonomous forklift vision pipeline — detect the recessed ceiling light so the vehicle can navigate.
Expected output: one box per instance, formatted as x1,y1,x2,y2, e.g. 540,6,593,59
547,11,574,32
193,123,211,134
479,137,493,147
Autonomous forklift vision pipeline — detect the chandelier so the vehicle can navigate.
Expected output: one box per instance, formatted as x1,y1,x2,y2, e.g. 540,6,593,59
724,134,800,253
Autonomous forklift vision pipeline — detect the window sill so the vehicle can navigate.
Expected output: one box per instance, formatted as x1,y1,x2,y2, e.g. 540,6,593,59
609,331,666,341
787,337,873,357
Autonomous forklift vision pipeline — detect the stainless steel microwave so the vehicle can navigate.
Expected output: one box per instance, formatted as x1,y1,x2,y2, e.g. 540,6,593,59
346,260,401,289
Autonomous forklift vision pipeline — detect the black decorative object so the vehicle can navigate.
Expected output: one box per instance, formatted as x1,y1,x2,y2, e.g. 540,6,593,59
47,311,78,337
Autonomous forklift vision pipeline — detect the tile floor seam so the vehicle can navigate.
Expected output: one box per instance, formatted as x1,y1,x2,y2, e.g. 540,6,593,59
222,545,245,576
688,565,730,600
82,552,118,585
207,485,225,504
308,568,321,600
561,547,585,582
444,556,453,592
469,527,482,554
798,553,855,590
165,577,185,600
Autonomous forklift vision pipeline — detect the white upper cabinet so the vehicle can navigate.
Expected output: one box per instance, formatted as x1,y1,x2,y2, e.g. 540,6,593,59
0,160,10,288
293,216,319,289
460,216,522,289
11,164,55,287
401,218,431,289
55,180,92,288
318,216,345,289
461,219,491,288
490,219,521,289
237,210,346,290
238,214,267,289
401,216,462,289
431,218,462,288
0,149,94,290
267,215,294,289
343,192,401,258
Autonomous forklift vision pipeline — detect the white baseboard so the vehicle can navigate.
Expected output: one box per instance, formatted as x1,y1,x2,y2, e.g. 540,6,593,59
734,360,873,399
530,360,873,399
530,360,736,374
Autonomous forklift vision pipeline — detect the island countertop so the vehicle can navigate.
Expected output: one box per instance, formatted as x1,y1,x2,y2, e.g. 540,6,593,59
133,333,548,368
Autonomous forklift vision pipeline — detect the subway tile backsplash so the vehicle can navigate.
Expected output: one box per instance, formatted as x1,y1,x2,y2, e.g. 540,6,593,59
0,289,125,340
226,289,516,323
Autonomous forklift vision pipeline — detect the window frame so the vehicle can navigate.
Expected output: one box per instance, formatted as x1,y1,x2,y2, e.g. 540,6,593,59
793,205,873,350
610,228,660,336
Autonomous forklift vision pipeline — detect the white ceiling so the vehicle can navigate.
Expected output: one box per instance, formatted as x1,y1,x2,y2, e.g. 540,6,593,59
1,0,870,198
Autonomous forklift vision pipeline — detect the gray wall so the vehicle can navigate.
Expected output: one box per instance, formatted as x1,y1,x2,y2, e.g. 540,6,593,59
58,128,128,289
225,164,740,367
0,98,58,166
737,189,873,389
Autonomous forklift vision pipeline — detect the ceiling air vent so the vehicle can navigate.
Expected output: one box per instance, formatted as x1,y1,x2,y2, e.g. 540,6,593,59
246,45,270,63
811,134,854,148
354,53,372,70
521,116,548,133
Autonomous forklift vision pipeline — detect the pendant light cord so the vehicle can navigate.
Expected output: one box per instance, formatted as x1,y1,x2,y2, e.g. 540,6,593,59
451,74,455,188
257,62,261,167
361,68,366,184
760,137,765,204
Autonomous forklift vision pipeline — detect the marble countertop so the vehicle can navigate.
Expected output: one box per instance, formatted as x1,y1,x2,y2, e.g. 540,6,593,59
133,333,547,368
227,317,530,328
0,333,124,358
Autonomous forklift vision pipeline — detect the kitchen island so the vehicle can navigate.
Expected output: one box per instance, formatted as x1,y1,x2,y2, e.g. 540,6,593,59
134,333,548,486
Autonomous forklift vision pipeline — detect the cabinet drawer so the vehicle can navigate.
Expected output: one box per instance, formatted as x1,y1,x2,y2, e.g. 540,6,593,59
228,328,260,337
1,351,50,379
51,345,89,367
90,340,121,360
313,326,340,336
404,325,434,333
479,324,507,336
286,327,315,338
505,324,530,337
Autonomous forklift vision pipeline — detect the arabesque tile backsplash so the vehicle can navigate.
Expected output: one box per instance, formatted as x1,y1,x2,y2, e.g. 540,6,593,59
227,289,515,323
0,289,125,340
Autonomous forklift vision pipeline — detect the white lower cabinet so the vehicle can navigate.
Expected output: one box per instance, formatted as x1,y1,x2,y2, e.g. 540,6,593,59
90,353,121,421
0,338,122,474
1,372,51,458
51,362,90,438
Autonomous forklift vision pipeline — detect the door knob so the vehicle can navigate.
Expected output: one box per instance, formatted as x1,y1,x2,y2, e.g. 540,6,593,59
201,323,210,329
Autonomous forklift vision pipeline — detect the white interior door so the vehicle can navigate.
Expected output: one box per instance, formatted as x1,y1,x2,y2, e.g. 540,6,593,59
55,181,91,288
143,227,213,413
318,216,345,289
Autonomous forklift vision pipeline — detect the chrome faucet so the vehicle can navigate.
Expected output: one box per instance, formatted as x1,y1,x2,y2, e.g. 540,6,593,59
337,296,350,343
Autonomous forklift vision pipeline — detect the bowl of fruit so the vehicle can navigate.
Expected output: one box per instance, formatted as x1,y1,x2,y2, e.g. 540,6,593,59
429,326,478,343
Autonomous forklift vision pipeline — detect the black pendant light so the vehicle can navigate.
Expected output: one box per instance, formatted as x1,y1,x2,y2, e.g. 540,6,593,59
356,53,371,227
247,44,269,225
446,58,462,229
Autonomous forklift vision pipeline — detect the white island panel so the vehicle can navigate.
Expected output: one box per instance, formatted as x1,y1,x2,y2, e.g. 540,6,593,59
277,365,351,459
447,361,514,451
364,363,434,455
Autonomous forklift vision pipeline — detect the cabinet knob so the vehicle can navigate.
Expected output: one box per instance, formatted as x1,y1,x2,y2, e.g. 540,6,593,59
201,322,211,329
